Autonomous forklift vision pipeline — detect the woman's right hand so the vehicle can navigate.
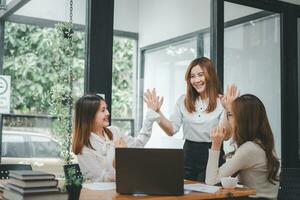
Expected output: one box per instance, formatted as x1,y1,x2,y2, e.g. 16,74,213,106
220,84,239,110
115,137,127,148
144,88,164,112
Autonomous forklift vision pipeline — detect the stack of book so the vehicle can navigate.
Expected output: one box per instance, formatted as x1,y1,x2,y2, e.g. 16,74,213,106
3,170,67,200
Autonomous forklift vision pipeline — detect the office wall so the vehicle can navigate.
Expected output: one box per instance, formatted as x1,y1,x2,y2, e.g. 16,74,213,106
14,0,265,43
14,0,140,32
280,0,300,6
114,0,139,32
138,0,210,47
15,0,86,25
138,0,260,47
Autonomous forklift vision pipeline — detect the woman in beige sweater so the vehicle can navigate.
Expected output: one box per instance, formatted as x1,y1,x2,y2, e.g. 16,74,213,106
205,94,280,200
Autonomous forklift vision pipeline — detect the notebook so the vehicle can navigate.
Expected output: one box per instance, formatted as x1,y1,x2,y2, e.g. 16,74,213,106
115,148,184,195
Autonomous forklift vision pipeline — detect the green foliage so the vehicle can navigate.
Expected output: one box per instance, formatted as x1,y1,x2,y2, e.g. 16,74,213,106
4,22,135,122
3,22,85,115
65,166,83,187
46,22,78,164
3,21,136,155
112,37,135,119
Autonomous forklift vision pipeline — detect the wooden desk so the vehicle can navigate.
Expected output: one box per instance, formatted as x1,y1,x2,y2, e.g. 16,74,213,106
80,185,256,200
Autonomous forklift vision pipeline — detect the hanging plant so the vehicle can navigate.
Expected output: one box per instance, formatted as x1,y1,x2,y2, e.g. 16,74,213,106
56,22,74,39
42,0,77,164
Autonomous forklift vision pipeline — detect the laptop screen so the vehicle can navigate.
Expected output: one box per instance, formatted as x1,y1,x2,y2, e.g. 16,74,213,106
115,148,184,195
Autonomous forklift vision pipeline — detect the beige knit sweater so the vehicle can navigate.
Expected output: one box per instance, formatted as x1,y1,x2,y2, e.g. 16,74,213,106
206,141,279,199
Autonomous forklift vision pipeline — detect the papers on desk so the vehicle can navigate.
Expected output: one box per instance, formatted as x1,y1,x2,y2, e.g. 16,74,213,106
184,183,220,193
82,182,116,190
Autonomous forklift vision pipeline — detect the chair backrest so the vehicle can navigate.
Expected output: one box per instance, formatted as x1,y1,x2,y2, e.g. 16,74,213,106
0,164,32,179
63,164,83,186
278,168,300,200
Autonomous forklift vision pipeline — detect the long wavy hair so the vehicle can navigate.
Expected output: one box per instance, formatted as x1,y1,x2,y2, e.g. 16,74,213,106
231,94,280,184
72,94,113,155
184,57,220,113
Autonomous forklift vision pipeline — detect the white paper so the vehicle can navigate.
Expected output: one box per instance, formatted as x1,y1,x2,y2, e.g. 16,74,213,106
184,183,220,193
82,182,116,190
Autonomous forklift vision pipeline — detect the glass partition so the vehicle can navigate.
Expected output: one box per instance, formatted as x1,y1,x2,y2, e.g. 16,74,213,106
224,2,281,158
143,38,197,148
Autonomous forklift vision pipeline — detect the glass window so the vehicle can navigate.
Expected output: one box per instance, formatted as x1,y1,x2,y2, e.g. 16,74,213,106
143,38,197,148
31,135,61,158
224,3,281,158
111,36,137,136
2,19,85,176
2,134,28,158
114,0,211,142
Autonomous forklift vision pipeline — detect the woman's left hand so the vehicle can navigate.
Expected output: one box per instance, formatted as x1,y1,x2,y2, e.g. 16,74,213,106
211,127,226,151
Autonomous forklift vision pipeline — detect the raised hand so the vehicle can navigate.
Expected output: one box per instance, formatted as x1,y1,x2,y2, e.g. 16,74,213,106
220,84,240,110
115,137,127,148
211,126,226,151
144,88,164,112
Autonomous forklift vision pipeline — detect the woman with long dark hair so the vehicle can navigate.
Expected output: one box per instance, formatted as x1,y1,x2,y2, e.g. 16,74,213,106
72,94,158,182
206,94,280,199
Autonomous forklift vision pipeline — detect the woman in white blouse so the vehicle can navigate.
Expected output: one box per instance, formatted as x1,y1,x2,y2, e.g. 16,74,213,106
206,94,280,200
72,94,159,182
144,57,238,181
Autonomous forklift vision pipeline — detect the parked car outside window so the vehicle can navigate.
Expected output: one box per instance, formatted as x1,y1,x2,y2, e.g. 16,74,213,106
1,131,64,177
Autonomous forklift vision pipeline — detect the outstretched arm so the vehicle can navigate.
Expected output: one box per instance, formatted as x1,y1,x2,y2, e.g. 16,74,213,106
219,84,240,140
144,88,174,136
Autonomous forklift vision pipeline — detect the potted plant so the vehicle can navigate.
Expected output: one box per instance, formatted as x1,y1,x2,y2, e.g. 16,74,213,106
64,164,83,200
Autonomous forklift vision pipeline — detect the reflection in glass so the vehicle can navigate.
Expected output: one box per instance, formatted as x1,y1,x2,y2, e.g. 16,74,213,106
143,38,197,148
224,11,281,158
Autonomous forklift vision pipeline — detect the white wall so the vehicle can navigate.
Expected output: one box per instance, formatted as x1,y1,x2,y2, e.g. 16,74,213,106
138,0,265,47
15,0,86,25
138,0,210,47
114,0,139,32
13,0,266,42
224,2,262,22
14,0,140,32
280,0,300,6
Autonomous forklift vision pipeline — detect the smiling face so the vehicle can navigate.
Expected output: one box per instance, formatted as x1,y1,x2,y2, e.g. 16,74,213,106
190,65,206,96
93,100,110,130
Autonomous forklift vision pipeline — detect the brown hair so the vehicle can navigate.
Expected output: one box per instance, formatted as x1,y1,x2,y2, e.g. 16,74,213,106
231,94,280,184
184,57,220,113
72,94,113,155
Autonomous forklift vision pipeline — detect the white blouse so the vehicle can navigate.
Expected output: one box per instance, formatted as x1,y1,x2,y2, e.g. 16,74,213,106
169,95,224,142
77,109,160,182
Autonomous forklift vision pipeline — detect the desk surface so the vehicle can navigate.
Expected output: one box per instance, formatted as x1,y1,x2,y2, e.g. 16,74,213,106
80,184,256,200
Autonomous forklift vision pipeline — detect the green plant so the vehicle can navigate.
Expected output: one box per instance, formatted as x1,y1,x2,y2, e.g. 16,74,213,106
3,21,85,115
45,22,78,164
4,21,135,154
65,167,83,187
